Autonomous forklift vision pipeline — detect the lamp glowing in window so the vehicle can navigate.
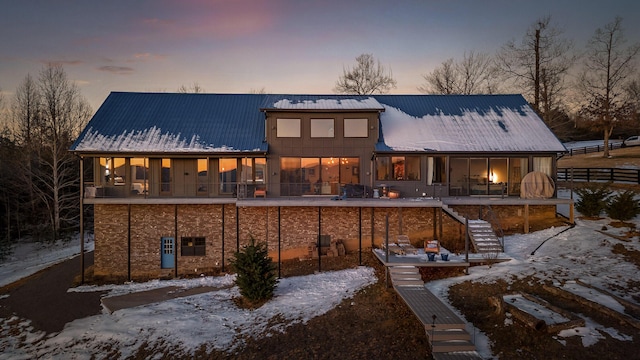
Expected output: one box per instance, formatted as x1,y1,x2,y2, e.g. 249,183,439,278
489,171,498,183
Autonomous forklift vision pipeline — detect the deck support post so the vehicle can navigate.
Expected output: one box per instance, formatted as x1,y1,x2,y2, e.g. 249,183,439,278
79,157,85,284
221,204,225,272
465,217,469,275
278,206,281,278
524,204,530,234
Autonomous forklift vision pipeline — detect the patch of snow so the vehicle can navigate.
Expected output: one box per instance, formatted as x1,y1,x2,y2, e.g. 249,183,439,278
503,294,570,324
0,234,94,288
379,104,565,152
74,126,247,152
0,267,376,359
272,97,382,110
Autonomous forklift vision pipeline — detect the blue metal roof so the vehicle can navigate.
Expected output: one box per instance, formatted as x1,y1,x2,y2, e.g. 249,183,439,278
71,92,269,153
71,92,565,154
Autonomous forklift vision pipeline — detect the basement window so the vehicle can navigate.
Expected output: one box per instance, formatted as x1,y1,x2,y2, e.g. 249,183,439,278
181,237,206,256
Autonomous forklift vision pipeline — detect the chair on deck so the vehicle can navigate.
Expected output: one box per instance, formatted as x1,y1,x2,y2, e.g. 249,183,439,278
397,235,418,255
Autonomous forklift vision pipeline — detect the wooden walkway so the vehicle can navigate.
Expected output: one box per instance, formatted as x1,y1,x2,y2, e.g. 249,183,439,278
386,264,483,359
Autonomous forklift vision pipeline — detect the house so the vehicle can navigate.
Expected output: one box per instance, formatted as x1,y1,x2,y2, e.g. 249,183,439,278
71,92,570,281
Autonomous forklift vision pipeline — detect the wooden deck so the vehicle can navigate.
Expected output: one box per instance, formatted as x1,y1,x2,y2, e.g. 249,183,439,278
378,256,484,358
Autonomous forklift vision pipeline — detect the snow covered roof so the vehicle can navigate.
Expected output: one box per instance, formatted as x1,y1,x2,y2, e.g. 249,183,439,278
374,95,566,153
71,92,270,154
71,92,565,154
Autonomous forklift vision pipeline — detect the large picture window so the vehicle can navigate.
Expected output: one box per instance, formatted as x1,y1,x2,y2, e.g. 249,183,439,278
181,237,206,256
376,156,421,181
280,157,360,196
311,119,334,138
344,118,368,138
277,118,301,137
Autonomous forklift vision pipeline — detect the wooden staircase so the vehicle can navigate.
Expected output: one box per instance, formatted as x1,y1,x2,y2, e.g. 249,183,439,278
468,219,504,253
442,204,503,254
389,266,481,357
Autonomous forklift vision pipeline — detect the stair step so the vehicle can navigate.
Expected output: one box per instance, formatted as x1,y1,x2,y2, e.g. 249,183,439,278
389,267,419,274
391,274,422,281
392,279,425,286
429,329,471,341
431,340,476,353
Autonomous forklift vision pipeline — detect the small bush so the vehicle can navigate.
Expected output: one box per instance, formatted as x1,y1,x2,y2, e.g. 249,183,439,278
231,237,278,305
575,183,613,217
606,190,640,222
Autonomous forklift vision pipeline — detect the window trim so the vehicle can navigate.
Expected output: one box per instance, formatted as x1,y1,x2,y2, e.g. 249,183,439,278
181,237,206,256
344,118,369,138
276,118,301,138
310,118,335,138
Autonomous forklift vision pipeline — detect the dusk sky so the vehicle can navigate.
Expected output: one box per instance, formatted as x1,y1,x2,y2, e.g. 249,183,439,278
1,0,639,112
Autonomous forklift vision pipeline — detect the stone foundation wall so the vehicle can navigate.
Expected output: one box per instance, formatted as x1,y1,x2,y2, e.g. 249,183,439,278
92,203,558,280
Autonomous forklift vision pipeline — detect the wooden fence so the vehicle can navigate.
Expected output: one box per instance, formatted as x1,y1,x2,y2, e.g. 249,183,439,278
563,141,623,156
557,167,640,184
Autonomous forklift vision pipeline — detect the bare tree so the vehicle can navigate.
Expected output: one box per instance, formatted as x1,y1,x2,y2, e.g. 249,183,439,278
334,54,397,95
177,82,205,93
497,16,576,125
12,74,40,145
418,51,499,94
15,64,92,239
579,17,640,157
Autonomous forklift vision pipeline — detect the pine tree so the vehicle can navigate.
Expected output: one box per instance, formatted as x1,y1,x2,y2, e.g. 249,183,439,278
231,237,278,305
606,190,640,222
575,183,612,218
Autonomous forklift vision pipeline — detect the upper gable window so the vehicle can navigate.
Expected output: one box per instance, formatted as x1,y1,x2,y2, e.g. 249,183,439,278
277,118,301,138
344,118,369,138
311,119,334,138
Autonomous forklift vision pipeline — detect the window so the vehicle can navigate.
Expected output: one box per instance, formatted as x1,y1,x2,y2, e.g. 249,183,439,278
130,158,148,195
181,237,206,256
533,157,552,176
344,118,368,137
280,157,360,196
427,156,446,185
197,159,208,194
311,119,334,138
219,158,237,193
277,118,301,137
161,159,171,193
376,156,420,181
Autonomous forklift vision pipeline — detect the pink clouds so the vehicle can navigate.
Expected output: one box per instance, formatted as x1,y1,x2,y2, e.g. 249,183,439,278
139,0,277,40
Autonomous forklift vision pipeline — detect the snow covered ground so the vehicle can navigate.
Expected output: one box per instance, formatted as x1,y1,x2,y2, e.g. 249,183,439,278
1,205,639,358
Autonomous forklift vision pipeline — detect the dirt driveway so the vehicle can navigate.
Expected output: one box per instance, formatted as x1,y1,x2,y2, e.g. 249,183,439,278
0,251,104,333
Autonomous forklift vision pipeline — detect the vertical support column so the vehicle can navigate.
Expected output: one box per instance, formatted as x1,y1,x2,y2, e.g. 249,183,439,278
370,208,375,248
221,204,225,272
569,202,575,224
236,205,240,252
79,157,85,284
465,217,470,275
438,207,443,241
317,206,322,272
432,208,437,242
358,207,362,266
385,214,389,288
278,206,281,279
174,205,178,278
524,204,530,234
128,204,131,281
